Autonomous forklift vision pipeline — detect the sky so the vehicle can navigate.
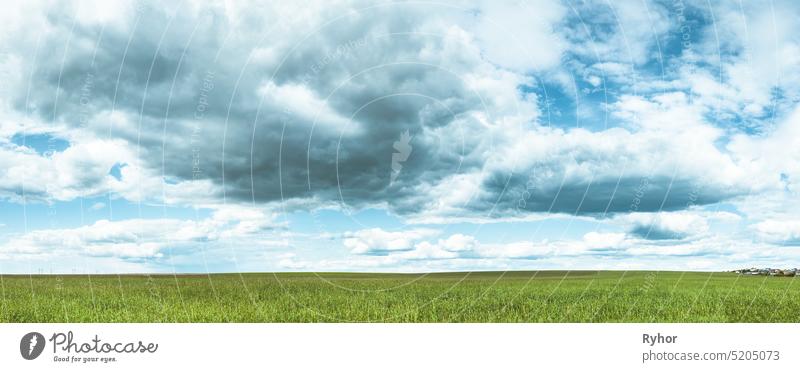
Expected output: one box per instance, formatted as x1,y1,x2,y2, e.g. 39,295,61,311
0,0,799,273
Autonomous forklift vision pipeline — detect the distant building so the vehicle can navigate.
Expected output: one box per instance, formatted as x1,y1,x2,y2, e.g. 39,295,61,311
735,267,798,276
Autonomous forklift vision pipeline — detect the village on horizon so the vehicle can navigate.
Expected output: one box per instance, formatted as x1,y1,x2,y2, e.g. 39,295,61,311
732,268,800,277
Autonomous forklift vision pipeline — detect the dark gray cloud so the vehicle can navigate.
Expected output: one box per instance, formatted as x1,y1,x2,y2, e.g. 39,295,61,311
2,0,750,218
487,174,733,216
629,225,686,240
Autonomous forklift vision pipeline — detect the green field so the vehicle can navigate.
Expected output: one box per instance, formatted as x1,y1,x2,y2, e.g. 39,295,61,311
1,271,798,322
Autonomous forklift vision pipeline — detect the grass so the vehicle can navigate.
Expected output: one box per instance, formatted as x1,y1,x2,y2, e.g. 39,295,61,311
1,271,798,322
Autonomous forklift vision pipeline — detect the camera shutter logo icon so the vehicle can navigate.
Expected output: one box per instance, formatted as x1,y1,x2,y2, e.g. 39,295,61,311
20,332,45,360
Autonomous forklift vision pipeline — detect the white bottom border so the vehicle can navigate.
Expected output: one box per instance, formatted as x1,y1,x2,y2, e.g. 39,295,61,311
0,323,796,371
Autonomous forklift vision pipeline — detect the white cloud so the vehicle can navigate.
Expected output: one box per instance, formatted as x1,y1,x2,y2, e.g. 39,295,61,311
753,220,800,245
620,212,710,240
0,139,132,201
582,232,626,249
400,241,460,260
343,228,439,255
728,105,800,194
471,0,566,72
565,1,671,66
396,234,478,260
0,205,283,259
257,81,359,135
475,240,558,259
438,233,478,251
1,0,800,273
690,1,800,119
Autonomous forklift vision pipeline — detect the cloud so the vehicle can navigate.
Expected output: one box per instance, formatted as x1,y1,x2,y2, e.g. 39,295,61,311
688,1,800,122
562,0,671,66
273,222,800,272
399,241,460,260
343,228,439,255
583,231,626,249
471,0,566,72
397,234,479,260
0,0,786,224
0,205,283,260
474,232,628,259
622,212,710,240
753,220,800,246
0,139,133,201
437,233,478,251
727,105,800,195
1,0,800,272
354,231,625,261
2,219,192,259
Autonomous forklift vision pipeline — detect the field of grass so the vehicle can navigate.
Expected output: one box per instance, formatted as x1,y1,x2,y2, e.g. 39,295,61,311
1,271,799,322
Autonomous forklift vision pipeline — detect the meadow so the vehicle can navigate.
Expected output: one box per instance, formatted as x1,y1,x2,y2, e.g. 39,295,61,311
1,271,798,322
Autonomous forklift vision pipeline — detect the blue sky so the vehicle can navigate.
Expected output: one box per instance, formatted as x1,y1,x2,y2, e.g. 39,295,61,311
1,0,800,273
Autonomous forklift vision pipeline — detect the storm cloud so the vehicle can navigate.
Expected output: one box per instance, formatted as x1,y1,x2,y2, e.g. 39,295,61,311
0,0,785,220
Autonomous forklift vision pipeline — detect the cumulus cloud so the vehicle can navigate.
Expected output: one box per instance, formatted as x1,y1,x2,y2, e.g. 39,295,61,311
621,212,710,240
0,0,773,222
397,234,479,260
343,228,439,255
0,139,129,201
273,225,800,272
471,0,567,72
474,232,629,259
753,220,800,246
346,230,623,261
0,205,284,260
1,0,800,271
